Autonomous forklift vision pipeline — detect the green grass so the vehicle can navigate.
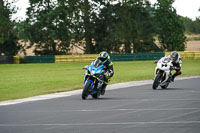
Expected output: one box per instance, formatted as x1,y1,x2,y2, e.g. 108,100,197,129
0,60,200,101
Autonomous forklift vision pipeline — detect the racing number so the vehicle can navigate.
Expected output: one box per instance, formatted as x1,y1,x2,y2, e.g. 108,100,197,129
161,64,167,67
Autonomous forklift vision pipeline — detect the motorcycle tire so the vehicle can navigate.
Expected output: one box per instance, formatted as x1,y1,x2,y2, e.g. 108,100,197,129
92,93,100,99
161,83,169,89
92,90,100,99
82,80,91,100
152,72,162,90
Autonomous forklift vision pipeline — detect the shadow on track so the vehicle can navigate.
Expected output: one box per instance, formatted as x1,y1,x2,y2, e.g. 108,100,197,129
153,87,186,91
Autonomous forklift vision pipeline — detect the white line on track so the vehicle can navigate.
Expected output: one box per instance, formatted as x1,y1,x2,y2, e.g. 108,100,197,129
152,109,200,123
0,76,200,106
0,121,200,127
1,108,199,113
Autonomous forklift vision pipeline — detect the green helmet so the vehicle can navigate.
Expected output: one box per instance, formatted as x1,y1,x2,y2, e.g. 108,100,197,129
98,51,109,62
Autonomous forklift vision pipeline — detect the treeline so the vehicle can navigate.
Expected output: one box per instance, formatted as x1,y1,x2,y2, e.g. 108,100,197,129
1,0,198,56
0,0,20,56
181,17,200,34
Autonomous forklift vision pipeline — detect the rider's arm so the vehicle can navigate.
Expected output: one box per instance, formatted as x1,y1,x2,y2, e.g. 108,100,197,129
105,60,114,77
179,58,182,67
108,62,114,77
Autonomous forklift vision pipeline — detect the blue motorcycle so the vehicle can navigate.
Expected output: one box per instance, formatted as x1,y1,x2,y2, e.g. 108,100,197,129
82,58,105,100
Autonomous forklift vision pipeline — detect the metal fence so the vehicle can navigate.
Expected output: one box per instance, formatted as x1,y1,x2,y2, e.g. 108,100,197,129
110,52,165,61
24,56,55,63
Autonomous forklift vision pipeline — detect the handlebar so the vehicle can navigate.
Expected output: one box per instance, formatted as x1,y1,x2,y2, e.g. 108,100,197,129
86,74,104,83
82,65,88,70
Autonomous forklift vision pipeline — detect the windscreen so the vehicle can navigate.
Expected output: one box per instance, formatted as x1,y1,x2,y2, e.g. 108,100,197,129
93,59,103,68
162,56,171,63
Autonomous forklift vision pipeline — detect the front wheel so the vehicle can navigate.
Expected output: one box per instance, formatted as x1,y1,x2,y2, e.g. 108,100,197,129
152,72,162,90
82,80,91,100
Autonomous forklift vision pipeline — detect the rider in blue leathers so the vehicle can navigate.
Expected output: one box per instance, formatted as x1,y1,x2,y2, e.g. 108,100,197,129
97,51,114,95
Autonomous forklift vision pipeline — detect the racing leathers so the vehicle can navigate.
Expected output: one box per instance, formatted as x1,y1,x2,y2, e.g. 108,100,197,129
171,53,182,81
100,58,114,95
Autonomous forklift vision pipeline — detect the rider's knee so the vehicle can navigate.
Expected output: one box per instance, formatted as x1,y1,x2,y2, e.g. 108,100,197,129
176,71,181,75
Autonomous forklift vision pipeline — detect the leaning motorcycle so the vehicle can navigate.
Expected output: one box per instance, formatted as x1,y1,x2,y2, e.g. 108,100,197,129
152,56,173,90
82,59,105,100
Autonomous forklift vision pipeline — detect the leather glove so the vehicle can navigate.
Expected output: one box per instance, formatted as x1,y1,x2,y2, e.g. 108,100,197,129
105,72,111,78
170,66,174,70
170,66,178,70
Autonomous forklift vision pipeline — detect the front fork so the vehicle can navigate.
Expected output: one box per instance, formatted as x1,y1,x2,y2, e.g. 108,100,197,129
155,69,170,83
84,75,97,90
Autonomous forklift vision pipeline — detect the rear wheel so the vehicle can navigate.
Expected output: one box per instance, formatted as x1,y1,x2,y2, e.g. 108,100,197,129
82,80,91,100
161,83,169,89
152,72,162,90
92,82,103,99
92,92,100,99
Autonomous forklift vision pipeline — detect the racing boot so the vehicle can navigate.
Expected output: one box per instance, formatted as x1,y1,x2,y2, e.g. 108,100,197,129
171,68,181,82
101,84,107,95
166,74,172,82
171,75,176,82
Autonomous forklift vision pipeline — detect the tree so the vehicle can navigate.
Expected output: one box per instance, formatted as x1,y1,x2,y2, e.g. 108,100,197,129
24,0,81,55
105,0,159,53
192,18,200,34
80,0,94,54
92,0,120,53
179,16,200,34
155,0,186,51
180,16,194,34
74,0,106,54
0,0,20,56
20,0,163,55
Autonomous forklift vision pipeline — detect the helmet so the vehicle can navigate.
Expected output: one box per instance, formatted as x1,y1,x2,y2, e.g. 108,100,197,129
98,51,109,62
171,51,179,62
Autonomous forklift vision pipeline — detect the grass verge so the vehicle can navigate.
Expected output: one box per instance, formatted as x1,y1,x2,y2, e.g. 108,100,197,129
0,59,200,101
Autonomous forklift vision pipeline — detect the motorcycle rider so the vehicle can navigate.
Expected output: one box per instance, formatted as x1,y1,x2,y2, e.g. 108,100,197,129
154,51,182,82
97,51,114,95
170,51,182,82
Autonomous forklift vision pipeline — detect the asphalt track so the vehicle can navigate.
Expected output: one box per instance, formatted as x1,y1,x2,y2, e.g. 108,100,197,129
0,77,200,133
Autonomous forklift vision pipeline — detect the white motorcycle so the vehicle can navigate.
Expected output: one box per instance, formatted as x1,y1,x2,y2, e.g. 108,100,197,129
152,55,173,90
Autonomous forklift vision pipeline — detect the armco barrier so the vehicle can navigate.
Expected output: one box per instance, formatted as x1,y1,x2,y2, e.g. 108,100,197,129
13,56,20,64
11,51,199,64
194,52,200,59
55,54,98,63
25,56,55,63
165,51,200,59
110,52,165,61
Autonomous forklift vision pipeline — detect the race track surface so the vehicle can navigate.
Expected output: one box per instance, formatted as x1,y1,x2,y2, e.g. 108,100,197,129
0,77,200,133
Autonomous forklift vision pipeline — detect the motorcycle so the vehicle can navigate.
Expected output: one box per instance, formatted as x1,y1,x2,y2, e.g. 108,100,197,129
152,55,173,90
82,58,105,100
